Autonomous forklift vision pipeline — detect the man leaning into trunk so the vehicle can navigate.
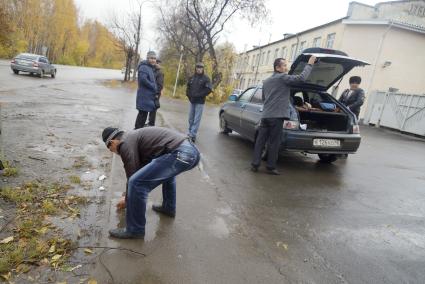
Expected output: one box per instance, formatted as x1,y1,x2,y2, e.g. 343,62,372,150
251,56,316,175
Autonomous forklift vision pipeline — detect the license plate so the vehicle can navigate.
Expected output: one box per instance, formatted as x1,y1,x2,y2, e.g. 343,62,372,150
313,139,341,148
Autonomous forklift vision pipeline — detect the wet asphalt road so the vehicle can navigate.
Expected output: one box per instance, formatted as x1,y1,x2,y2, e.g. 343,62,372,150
1,60,425,283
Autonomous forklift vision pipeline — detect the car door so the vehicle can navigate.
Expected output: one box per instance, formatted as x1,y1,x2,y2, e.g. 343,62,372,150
38,57,48,72
44,58,53,73
225,87,256,132
240,88,263,141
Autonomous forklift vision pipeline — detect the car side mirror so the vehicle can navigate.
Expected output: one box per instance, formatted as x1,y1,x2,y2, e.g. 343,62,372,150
228,94,238,101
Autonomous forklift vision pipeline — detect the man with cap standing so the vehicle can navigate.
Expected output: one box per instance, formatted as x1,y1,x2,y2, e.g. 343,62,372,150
186,62,212,143
102,126,200,239
135,51,158,129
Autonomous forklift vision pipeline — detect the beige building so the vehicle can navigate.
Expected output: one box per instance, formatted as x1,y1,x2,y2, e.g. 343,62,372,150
234,0,425,118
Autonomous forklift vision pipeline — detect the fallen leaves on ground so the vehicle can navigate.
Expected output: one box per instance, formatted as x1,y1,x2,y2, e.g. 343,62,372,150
0,236,14,244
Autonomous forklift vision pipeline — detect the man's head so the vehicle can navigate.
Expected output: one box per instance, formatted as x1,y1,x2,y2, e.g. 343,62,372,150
156,59,161,68
147,51,157,65
349,76,361,89
102,127,124,154
195,62,204,75
273,58,288,73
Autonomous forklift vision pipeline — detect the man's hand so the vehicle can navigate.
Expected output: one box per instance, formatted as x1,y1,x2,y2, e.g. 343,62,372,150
308,55,317,65
116,196,126,210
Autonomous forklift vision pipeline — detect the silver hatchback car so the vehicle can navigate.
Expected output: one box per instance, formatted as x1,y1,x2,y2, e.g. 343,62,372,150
10,53,57,78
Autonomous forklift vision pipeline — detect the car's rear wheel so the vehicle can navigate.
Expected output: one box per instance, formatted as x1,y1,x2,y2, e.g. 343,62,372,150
13,69,19,75
219,113,232,134
51,70,56,78
318,154,338,163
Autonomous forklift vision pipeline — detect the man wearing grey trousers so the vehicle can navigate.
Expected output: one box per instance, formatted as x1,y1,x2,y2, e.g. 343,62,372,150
251,55,316,175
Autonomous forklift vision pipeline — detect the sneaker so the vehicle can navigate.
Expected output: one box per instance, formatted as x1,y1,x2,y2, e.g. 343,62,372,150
152,205,176,218
109,228,144,239
250,165,259,172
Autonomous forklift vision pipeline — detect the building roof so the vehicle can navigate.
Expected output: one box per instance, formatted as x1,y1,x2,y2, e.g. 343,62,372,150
343,19,425,34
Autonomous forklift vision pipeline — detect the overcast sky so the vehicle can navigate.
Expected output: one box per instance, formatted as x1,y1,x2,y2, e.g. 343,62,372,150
74,0,385,56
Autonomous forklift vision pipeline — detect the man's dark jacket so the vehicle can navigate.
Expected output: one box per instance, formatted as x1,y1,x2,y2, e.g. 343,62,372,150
136,60,157,112
186,73,212,104
117,127,186,179
338,88,365,118
154,66,164,96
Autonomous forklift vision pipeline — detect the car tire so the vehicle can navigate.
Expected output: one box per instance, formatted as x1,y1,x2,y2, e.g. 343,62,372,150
13,69,19,75
318,154,338,163
51,70,56,78
39,70,44,78
219,113,232,134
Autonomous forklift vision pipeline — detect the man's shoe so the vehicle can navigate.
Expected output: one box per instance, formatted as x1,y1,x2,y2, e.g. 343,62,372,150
250,165,259,172
109,228,144,239
152,205,176,218
266,168,281,175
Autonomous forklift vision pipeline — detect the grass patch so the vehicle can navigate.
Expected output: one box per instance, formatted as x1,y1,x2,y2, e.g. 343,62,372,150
72,156,87,169
0,181,87,276
69,175,81,184
1,161,18,177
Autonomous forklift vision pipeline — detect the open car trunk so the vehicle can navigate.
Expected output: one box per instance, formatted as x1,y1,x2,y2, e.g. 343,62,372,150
298,110,349,132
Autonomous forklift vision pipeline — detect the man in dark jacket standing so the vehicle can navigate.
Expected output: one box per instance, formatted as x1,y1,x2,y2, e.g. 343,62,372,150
102,126,200,239
135,51,158,129
251,56,316,175
338,76,365,119
186,62,212,142
147,59,164,126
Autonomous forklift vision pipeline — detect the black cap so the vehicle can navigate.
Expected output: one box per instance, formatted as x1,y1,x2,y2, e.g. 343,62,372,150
195,62,204,68
102,127,123,146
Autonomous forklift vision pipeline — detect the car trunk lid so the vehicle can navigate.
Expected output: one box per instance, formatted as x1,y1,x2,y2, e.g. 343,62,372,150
288,49,369,91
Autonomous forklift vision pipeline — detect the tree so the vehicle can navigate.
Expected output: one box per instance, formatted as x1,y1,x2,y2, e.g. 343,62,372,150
159,0,266,88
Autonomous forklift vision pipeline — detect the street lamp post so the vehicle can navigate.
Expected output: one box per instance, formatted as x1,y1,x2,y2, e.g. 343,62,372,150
172,46,184,97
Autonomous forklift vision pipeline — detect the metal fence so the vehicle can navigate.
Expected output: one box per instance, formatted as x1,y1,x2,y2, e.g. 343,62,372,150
363,91,425,137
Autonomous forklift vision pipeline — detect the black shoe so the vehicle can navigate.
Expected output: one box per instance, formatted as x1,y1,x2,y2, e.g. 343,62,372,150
250,165,259,172
152,205,176,218
109,228,144,239
266,168,281,175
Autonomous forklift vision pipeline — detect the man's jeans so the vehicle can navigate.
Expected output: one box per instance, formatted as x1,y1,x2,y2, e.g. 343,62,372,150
126,140,200,234
188,103,204,138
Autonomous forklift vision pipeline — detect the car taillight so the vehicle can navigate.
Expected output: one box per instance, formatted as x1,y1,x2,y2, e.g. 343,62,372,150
352,124,360,134
33,62,39,67
11,59,16,64
283,120,300,130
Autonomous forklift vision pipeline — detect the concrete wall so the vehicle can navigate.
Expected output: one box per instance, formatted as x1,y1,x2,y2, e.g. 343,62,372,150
339,23,425,118
236,22,345,89
376,0,425,26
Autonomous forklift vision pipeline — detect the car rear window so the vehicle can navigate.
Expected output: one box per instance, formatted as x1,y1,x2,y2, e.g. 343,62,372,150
292,60,344,88
16,54,38,61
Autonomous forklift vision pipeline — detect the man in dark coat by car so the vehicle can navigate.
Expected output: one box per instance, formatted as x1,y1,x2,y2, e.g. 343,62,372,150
186,62,212,142
135,51,157,129
147,59,164,126
338,76,365,119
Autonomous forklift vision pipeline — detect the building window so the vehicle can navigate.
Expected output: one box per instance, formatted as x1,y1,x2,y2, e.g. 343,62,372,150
261,51,266,65
290,43,298,61
274,48,279,61
281,47,287,59
326,33,335,49
266,50,271,65
298,41,306,55
313,37,321,47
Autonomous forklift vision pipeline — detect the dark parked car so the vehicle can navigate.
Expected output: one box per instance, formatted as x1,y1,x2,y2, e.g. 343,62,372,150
219,48,369,163
10,53,57,78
